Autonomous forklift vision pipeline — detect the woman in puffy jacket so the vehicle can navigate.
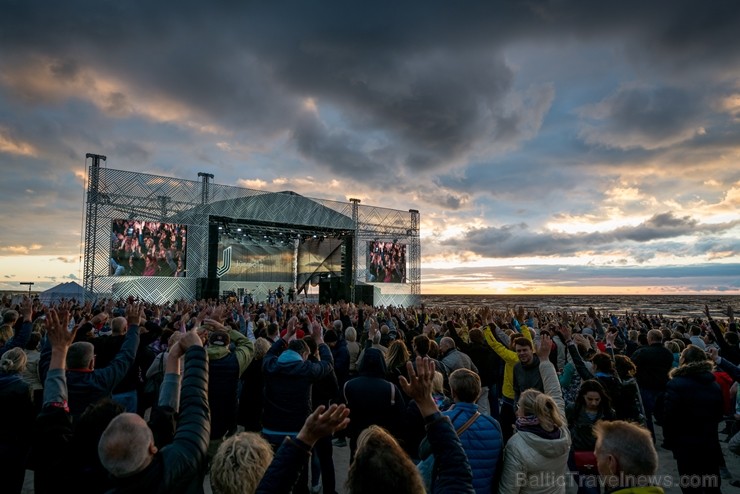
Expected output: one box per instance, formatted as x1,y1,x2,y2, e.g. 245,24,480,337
499,388,572,494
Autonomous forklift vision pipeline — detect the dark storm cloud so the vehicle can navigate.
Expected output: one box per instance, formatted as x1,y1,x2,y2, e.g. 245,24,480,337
444,212,740,258
579,86,708,149
2,1,739,181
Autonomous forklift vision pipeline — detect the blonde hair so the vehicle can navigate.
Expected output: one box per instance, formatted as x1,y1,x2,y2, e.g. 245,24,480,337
210,432,274,494
432,371,444,395
518,389,565,432
664,340,680,354
0,347,27,373
253,337,272,360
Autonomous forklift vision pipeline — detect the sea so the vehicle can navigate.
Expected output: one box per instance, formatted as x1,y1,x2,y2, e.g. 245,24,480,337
419,294,739,320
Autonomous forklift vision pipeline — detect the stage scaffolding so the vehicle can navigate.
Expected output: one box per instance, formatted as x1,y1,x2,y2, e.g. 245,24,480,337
82,155,421,306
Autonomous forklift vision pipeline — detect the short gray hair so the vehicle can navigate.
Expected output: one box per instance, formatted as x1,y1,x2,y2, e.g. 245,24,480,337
594,420,657,477
99,413,154,477
67,341,95,369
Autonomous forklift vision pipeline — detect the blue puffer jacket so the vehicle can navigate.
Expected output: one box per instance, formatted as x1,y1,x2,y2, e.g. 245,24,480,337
443,402,503,494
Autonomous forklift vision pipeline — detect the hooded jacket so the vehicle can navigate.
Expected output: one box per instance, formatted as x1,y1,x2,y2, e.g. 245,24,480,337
499,425,572,494
343,347,406,442
660,360,723,455
262,338,334,434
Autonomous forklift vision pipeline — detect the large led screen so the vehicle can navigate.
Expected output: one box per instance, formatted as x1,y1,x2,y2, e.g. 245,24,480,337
366,241,406,283
110,219,187,276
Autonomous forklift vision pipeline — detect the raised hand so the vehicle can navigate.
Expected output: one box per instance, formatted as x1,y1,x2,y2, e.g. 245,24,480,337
45,308,75,349
399,356,437,417
312,320,324,344
296,404,351,447
536,333,552,361
126,302,145,326
606,330,617,346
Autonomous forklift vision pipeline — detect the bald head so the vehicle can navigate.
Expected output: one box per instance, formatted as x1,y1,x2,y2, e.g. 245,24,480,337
99,413,156,477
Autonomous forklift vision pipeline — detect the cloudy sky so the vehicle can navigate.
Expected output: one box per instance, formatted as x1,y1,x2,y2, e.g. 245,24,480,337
1,1,739,295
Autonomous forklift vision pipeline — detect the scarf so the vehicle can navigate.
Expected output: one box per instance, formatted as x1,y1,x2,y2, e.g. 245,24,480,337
516,414,562,440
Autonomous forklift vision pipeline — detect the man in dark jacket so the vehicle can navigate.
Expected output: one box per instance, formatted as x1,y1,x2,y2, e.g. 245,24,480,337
447,323,501,416
39,303,141,421
204,318,254,456
261,316,334,494
93,315,161,413
512,337,543,404
631,329,674,441
99,326,211,494
33,305,209,494
343,326,407,462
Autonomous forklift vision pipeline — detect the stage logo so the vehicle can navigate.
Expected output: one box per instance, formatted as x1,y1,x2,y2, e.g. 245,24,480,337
217,246,232,278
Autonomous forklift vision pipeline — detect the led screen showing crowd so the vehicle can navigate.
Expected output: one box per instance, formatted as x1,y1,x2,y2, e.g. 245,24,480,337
366,240,406,283
110,219,187,277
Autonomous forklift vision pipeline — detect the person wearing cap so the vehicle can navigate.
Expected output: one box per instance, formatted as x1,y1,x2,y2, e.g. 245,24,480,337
204,316,255,460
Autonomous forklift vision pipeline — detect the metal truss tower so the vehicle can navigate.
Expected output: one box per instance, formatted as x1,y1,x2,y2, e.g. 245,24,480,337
409,209,421,298
350,198,361,302
82,153,106,297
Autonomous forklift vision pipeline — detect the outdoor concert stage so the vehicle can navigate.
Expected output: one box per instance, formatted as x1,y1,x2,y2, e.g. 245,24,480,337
82,154,420,307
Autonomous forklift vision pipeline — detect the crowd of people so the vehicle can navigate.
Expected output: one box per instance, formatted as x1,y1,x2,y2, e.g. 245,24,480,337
0,292,738,494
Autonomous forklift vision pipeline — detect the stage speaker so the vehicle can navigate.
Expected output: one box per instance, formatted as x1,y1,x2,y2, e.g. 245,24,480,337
319,278,332,304
196,277,220,300
354,284,374,306
319,277,347,304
